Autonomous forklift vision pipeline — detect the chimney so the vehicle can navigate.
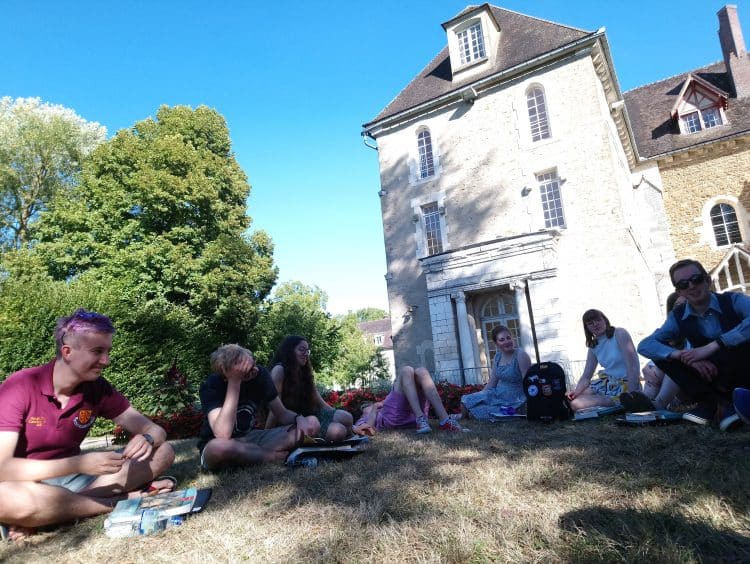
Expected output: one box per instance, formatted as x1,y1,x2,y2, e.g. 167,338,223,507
718,5,750,98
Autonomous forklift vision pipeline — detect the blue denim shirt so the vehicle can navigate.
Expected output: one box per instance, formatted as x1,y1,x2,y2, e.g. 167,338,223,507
638,292,750,360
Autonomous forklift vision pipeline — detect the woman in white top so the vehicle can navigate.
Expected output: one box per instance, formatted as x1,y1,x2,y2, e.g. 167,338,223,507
566,309,641,411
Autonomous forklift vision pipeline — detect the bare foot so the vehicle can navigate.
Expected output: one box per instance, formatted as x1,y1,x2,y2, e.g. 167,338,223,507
8,525,35,542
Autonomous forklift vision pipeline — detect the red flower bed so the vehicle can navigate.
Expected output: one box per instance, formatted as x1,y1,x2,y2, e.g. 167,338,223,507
113,381,485,443
114,405,203,444
322,381,483,420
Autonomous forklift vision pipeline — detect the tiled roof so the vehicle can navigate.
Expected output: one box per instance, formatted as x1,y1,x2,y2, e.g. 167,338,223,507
624,61,750,160
365,4,592,126
357,318,393,349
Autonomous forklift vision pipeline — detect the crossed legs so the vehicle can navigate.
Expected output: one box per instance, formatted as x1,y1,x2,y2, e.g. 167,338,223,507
0,442,175,533
200,419,316,471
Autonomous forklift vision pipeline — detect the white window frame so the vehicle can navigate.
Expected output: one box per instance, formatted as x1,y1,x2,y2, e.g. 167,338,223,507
702,196,746,249
422,202,444,255
411,192,448,258
536,169,566,229
526,85,551,142
417,129,435,180
456,20,486,66
409,127,441,185
677,83,727,134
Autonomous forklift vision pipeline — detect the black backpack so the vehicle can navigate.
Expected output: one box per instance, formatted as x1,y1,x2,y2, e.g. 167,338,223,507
523,280,572,422
524,361,572,422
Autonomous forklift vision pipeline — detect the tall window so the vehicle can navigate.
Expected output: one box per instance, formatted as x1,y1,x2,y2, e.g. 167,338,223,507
422,203,443,255
417,130,435,179
711,203,742,246
537,171,565,228
457,22,486,65
527,87,550,141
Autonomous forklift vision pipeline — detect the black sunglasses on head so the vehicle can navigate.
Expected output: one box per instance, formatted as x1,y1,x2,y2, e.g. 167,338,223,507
674,273,706,290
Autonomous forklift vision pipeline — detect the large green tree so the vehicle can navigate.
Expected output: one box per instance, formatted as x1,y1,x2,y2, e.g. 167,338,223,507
0,97,105,250
33,105,276,346
0,105,277,418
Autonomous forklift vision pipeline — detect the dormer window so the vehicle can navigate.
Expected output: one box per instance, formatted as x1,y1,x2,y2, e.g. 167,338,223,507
671,75,729,135
442,6,499,80
457,22,486,65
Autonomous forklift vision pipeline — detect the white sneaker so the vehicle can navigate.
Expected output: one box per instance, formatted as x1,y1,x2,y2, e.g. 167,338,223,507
415,415,431,434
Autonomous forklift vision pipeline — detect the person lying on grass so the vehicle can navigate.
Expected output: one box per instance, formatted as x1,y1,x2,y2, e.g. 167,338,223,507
265,335,353,442
354,366,468,434
197,344,319,471
0,309,176,542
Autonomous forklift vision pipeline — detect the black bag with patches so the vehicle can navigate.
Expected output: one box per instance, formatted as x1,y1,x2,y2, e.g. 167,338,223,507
523,280,573,423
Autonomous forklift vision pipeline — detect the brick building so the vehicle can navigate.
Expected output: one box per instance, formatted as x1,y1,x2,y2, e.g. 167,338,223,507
625,5,750,293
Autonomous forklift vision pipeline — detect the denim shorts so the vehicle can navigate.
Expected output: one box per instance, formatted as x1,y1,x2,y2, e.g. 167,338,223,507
42,472,97,493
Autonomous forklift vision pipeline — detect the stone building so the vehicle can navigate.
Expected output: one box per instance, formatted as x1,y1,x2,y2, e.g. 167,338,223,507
357,318,396,379
362,4,674,383
625,5,750,294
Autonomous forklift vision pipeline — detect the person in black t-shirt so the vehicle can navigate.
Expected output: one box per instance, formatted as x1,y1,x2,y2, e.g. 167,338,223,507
197,344,319,471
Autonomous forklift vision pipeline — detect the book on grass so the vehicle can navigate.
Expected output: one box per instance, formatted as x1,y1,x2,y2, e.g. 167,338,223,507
104,487,212,537
285,436,369,465
616,410,684,426
573,405,625,421
489,408,526,420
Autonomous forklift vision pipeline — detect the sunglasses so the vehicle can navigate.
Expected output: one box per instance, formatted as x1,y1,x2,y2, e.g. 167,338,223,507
674,273,706,290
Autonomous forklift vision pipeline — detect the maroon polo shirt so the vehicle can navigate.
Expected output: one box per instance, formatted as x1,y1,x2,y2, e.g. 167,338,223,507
0,361,129,460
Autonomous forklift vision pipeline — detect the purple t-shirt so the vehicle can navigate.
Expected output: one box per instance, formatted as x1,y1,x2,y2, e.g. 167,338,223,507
0,361,130,459
374,389,429,430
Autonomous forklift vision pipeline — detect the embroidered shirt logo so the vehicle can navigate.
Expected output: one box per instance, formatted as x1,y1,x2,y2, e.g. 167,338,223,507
73,409,95,429
27,416,46,427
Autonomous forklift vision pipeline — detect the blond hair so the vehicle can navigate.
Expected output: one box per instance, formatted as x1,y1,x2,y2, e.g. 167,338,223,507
209,344,253,375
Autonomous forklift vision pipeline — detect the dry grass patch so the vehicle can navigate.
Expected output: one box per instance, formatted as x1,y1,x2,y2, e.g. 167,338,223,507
1,419,749,562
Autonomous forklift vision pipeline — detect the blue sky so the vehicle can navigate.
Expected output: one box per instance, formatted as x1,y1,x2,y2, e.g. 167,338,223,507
2,1,745,313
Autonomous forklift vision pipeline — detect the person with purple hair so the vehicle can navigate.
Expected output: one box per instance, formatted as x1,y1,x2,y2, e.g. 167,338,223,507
0,309,176,541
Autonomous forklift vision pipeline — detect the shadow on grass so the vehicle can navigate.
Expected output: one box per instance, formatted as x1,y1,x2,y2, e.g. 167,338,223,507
559,506,750,562
3,419,750,561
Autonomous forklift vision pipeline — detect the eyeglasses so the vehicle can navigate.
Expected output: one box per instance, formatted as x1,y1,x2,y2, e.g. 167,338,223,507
296,348,311,356
674,273,706,290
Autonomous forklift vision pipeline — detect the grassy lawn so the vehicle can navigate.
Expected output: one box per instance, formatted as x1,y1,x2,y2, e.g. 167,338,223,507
2,419,749,563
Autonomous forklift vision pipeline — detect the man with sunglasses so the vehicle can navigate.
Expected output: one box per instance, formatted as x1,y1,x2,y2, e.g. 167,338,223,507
0,309,176,540
638,259,750,430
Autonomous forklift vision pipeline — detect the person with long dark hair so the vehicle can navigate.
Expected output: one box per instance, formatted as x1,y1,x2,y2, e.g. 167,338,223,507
266,336,353,441
566,309,641,411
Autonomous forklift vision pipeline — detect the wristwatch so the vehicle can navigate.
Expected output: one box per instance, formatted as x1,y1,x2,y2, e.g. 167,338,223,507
716,336,728,350
142,433,155,446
